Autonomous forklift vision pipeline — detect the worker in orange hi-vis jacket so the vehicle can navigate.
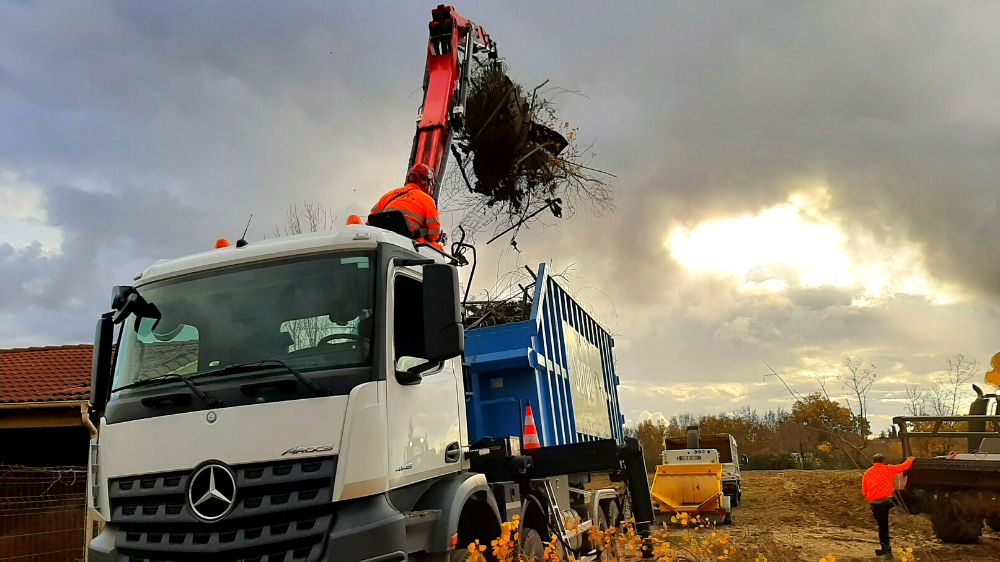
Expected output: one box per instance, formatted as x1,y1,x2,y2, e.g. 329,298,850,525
370,164,443,250
862,453,914,559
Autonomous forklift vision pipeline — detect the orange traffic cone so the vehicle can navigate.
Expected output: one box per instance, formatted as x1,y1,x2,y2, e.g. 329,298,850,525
523,406,540,449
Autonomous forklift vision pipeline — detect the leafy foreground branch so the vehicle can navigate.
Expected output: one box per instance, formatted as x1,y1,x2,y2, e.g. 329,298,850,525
463,514,917,562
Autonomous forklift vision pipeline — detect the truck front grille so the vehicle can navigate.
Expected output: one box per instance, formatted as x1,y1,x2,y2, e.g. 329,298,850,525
109,457,336,562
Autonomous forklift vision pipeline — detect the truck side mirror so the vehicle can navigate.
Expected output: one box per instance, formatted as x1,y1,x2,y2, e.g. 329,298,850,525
90,314,114,413
422,263,464,362
740,454,749,468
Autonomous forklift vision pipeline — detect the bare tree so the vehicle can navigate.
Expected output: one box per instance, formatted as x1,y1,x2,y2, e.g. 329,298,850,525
812,373,835,401
912,354,982,416
273,201,344,349
929,354,980,416
274,201,335,237
840,357,877,437
904,384,927,416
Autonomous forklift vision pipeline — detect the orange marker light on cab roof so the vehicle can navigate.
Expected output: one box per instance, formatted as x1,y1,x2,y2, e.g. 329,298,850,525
346,214,362,225
215,238,231,249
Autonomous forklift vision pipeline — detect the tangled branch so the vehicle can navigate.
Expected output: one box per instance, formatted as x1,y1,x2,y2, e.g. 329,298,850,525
442,60,614,242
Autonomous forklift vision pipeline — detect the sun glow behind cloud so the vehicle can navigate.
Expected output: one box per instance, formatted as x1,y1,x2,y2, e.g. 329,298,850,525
0,171,64,256
666,188,957,304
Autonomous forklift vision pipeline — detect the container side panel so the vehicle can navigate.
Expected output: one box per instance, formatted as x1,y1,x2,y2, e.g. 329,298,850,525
562,287,582,442
553,284,573,444
467,263,624,447
601,330,624,443
466,366,539,444
561,318,612,440
465,321,533,355
541,280,564,445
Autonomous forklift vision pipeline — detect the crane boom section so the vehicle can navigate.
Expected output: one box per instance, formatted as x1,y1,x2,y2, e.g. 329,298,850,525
409,4,494,201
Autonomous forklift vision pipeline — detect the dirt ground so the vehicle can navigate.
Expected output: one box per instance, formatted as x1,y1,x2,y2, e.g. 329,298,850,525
720,470,1000,561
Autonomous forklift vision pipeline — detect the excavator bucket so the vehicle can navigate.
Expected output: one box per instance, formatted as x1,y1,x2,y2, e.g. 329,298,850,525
527,121,568,156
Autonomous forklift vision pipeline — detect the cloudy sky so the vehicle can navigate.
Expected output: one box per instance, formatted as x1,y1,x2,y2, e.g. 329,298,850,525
2,1,999,431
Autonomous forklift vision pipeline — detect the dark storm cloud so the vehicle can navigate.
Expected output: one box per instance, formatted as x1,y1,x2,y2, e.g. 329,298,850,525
487,1,1000,303
1,1,998,423
0,185,205,324
0,0,429,344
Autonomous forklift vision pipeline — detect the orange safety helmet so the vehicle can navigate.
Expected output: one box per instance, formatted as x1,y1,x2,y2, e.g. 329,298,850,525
406,163,436,191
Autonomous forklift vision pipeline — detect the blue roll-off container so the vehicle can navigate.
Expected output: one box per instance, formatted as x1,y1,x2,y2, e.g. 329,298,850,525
464,263,625,448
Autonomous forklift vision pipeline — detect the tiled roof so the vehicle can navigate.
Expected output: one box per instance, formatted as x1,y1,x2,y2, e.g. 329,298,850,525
0,345,92,403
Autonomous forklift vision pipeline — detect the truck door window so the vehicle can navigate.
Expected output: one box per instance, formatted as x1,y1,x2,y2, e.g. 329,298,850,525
393,274,429,372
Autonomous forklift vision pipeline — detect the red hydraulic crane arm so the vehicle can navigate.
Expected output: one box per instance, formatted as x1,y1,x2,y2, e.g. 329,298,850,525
408,4,495,202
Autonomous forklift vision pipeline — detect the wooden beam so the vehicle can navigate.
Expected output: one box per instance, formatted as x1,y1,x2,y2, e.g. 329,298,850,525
0,407,84,429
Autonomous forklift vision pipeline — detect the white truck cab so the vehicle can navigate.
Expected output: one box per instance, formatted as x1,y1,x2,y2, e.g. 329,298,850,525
87,227,488,562
85,226,655,562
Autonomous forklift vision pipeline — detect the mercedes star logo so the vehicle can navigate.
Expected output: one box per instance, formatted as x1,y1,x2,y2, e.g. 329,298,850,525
187,463,237,521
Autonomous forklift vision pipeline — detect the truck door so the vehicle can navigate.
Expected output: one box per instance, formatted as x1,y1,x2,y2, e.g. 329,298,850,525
386,268,464,488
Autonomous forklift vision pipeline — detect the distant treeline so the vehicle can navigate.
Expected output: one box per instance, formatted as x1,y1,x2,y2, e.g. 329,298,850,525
625,394,904,472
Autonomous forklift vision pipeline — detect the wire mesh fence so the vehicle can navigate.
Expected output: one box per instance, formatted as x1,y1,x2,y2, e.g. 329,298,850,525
0,465,87,562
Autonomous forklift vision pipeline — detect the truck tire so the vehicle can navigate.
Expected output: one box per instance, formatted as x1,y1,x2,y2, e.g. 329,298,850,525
519,528,544,562
931,506,983,543
598,498,623,529
987,516,1000,533
596,507,609,531
727,493,739,509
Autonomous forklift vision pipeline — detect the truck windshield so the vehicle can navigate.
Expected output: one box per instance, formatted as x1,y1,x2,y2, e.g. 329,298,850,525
112,252,375,394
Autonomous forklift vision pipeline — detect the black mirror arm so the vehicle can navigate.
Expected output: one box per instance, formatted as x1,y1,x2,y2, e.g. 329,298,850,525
111,293,139,324
396,258,435,267
394,359,443,386
410,361,440,376
395,369,422,386
410,244,465,267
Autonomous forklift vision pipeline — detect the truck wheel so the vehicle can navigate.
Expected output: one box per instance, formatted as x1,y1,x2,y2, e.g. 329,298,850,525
600,498,623,528
519,528,544,562
596,507,610,531
931,507,983,543
987,516,1000,533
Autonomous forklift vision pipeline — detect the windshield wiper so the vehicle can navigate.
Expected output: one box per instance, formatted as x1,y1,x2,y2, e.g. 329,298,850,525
112,374,222,407
191,359,327,397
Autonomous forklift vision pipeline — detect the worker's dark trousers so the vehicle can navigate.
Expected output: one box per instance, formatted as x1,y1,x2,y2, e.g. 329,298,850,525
870,500,894,547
